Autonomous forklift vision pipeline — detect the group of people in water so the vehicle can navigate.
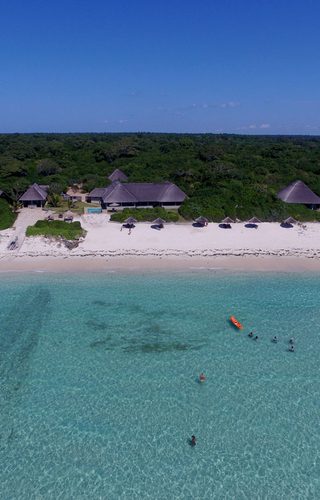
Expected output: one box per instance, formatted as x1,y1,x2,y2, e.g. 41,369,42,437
272,336,295,351
248,331,295,351
189,331,296,445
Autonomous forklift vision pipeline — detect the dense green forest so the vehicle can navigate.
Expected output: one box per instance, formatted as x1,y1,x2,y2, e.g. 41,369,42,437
0,198,16,229
1,133,320,221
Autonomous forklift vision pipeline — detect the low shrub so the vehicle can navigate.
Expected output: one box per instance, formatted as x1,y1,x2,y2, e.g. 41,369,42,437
26,220,85,240
0,199,16,230
110,207,179,223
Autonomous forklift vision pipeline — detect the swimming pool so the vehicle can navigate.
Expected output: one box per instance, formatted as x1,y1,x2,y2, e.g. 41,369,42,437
87,207,102,214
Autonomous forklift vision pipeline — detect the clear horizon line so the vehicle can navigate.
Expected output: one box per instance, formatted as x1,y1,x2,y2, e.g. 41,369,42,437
0,130,320,137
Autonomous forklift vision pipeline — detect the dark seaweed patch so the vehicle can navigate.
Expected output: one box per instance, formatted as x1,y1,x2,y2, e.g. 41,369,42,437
123,341,201,353
0,287,51,402
86,320,108,331
92,300,107,306
144,323,167,335
90,336,112,348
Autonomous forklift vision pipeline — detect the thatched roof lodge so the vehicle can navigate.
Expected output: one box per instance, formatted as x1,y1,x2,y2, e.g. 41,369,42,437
277,180,320,207
87,178,186,209
19,183,48,207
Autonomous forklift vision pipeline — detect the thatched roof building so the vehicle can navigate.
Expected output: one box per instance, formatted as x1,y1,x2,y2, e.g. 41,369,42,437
19,183,48,207
108,169,128,183
66,186,85,202
277,180,320,205
88,181,186,209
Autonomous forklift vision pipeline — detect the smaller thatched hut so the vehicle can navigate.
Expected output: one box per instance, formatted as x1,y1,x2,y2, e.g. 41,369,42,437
19,183,48,207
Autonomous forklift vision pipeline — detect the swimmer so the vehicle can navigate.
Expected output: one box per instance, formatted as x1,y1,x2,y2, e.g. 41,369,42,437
199,373,206,383
254,335,259,341
289,338,294,345
190,435,196,446
272,336,278,343
248,331,253,338
289,345,295,352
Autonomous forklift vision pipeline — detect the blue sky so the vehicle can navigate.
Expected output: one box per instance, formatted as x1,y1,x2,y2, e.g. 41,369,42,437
1,0,320,134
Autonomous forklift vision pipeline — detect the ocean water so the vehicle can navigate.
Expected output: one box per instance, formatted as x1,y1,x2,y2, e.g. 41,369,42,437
0,270,319,499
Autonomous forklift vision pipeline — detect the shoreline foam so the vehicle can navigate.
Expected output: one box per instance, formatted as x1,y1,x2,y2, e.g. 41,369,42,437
1,254,320,274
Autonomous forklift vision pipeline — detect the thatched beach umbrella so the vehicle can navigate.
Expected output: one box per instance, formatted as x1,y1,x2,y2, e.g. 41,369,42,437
46,210,54,221
64,210,74,221
124,216,137,227
248,217,261,224
283,217,298,225
195,216,209,227
245,216,261,229
219,216,234,229
221,217,234,224
281,216,298,228
152,217,165,228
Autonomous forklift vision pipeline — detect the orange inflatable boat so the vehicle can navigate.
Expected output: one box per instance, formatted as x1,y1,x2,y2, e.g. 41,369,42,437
230,316,243,330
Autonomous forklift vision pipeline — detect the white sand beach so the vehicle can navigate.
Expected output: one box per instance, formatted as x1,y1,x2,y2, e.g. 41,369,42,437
1,210,320,272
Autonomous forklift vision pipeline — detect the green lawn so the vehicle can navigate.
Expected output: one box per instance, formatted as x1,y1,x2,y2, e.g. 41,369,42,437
0,199,16,230
26,220,86,240
48,200,92,215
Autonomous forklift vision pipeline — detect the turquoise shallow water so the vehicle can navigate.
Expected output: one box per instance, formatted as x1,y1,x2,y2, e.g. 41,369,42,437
0,270,319,499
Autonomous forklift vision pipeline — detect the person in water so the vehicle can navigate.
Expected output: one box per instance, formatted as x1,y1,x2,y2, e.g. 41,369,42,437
190,435,196,446
289,338,295,344
248,332,253,338
289,345,295,352
272,336,278,343
199,373,206,383
254,335,259,340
